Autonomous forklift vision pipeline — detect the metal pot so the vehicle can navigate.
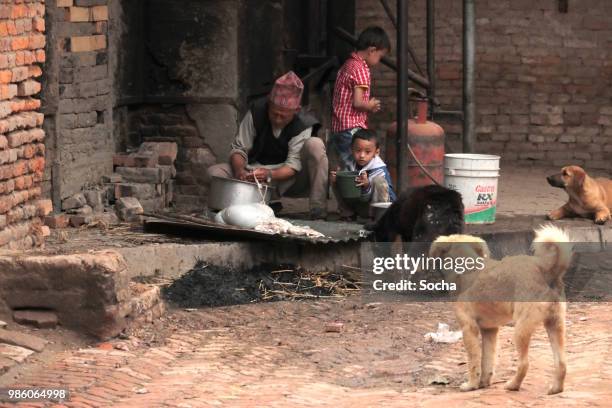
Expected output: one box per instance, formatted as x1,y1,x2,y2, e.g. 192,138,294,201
208,176,272,211
370,202,392,222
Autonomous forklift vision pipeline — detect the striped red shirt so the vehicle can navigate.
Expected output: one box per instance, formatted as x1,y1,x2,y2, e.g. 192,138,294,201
332,52,371,132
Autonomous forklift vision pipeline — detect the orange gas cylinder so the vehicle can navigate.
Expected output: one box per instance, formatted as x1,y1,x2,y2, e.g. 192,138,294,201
386,99,445,188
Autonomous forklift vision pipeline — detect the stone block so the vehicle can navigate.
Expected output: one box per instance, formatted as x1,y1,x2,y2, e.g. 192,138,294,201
113,153,135,168
115,197,144,222
70,35,106,53
44,214,69,229
133,151,159,168
0,329,47,352
0,251,130,338
115,167,167,184
69,215,93,227
114,183,159,201
84,190,103,208
101,173,122,183
13,310,58,329
61,193,86,210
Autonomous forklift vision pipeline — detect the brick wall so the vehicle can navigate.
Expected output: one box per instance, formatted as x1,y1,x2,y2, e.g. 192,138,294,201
127,105,216,210
0,0,51,249
47,0,112,207
357,0,612,169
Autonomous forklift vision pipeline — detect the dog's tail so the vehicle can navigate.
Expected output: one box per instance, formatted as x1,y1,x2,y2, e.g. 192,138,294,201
532,224,573,285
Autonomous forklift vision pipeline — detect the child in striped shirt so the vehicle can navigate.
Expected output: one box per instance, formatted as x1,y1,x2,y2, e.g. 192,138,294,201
329,26,390,171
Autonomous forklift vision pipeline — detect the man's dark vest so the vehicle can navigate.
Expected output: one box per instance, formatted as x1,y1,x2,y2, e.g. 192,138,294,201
248,98,320,165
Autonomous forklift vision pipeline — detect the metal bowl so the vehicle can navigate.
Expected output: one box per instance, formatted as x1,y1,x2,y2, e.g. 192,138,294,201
208,176,272,211
370,202,392,222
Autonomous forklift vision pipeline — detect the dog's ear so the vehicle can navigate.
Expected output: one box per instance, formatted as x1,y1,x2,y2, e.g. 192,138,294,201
428,240,449,258
573,167,586,187
469,241,490,259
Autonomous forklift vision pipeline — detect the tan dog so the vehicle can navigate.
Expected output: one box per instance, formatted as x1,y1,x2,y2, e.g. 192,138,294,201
547,165,612,224
429,225,572,394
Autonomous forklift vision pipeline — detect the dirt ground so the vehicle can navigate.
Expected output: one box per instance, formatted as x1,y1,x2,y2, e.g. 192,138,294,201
1,296,610,407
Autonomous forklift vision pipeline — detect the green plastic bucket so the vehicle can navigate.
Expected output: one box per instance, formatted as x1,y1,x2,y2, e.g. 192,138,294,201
444,154,500,224
336,171,361,199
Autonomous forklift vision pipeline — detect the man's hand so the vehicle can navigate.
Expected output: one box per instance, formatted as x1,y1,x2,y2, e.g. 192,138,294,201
234,167,249,181
355,172,370,188
246,168,270,183
368,98,382,113
330,170,337,184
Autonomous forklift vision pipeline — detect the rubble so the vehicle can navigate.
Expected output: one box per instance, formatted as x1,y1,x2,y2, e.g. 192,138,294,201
13,310,59,329
45,214,70,229
107,141,177,211
139,142,178,165
69,215,93,227
0,343,34,363
116,197,144,222
61,193,87,210
0,329,48,352
84,190,104,211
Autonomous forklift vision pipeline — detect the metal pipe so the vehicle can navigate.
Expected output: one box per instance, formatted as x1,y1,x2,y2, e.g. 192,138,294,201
378,0,424,76
397,0,409,191
463,0,475,153
427,0,436,119
332,27,430,90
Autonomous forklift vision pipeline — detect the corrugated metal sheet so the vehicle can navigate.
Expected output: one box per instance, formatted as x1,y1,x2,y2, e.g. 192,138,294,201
143,218,371,244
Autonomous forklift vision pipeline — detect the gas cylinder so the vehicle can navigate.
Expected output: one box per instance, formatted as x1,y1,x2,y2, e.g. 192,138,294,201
386,99,445,189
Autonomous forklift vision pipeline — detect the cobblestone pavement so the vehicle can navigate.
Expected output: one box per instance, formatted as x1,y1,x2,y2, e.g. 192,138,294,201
3,299,610,408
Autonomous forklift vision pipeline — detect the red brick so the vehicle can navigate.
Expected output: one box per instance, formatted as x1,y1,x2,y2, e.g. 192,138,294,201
11,36,29,51
70,35,106,52
17,79,41,97
45,214,69,229
57,0,74,6
91,6,108,22
33,17,45,33
35,199,52,216
6,20,16,36
11,66,29,82
0,84,17,100
35,49,45,63
28,156,45,173
28,65,42,78
0,70,11,84
10,5,28,19
133,151,158,168
113,153,136,168
66,6,90,22
28,34,45,50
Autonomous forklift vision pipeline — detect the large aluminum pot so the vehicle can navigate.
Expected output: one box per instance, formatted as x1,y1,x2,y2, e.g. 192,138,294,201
208,176,272,211
370,202,392,222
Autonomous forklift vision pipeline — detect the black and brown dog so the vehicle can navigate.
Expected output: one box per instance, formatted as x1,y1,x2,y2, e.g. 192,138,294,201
369,184,465,242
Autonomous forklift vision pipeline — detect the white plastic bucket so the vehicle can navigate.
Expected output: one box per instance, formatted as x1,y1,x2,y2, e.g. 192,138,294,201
444,154,500,224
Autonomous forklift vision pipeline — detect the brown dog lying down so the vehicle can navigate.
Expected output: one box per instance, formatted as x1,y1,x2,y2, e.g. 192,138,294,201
547,165,612,224
429,225,572,394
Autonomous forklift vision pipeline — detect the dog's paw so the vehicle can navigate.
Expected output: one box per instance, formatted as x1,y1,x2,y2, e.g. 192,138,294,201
547,384,564,395
459,382,479,392
547,212,561,221
594,217,609,225
479,380,492,389
504,380,521,391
